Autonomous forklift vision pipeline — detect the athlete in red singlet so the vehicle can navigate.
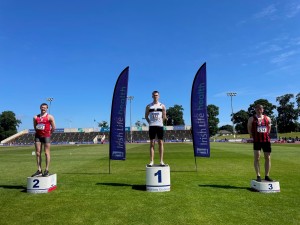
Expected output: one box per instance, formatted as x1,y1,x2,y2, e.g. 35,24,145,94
247,104,273,182
31,103,56,177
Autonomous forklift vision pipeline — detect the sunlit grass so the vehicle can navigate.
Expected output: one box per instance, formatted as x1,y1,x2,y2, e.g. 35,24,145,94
0,142,299,225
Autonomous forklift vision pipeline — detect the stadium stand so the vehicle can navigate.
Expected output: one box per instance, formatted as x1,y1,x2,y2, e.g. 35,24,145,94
5,129,192,146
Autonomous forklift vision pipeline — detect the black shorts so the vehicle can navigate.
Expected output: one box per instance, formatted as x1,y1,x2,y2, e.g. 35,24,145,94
149,126,164,140
35,136,51,144
253,142,271,153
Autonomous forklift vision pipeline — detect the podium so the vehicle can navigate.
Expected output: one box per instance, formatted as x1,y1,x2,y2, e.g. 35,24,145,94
27,174,57,194
146,165,170,192
250,179,280,193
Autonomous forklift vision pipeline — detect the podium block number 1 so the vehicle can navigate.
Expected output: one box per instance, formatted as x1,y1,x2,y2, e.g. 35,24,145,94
154,170,162,183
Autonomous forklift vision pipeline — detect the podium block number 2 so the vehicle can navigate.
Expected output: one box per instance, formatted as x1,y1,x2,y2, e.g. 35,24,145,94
33,179,40,188
154,170,162,183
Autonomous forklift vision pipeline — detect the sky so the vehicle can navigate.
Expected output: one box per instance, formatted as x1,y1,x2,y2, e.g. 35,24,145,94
0,0,299,131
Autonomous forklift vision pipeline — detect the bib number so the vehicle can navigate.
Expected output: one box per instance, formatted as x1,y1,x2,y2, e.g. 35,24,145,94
36,124,45,130
151,113,160,122
151,113,160,121
257,126,267,133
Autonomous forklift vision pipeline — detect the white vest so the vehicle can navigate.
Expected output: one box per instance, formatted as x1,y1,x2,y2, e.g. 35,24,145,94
148,102,164,127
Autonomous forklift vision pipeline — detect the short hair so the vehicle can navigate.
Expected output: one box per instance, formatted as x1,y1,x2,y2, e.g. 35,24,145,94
40,103,48,108
255,104,263,109
152,90,159,95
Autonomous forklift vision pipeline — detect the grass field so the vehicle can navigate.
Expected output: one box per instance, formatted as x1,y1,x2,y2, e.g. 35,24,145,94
213,132,300,140
0,142,299,225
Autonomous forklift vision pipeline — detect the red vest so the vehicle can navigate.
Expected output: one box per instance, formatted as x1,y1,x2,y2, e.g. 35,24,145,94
251,115,270,142
35,114,51,137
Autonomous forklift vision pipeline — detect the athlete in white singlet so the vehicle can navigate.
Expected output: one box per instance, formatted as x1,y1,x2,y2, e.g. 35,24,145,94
145,91,167,166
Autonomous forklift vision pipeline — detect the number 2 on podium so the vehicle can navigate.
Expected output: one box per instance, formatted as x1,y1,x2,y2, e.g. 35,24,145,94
154,170,162,183
33,179,40,188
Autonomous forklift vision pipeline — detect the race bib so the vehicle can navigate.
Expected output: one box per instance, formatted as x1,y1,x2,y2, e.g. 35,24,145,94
151,112,160,121
257,126,267,133
36,124,45,130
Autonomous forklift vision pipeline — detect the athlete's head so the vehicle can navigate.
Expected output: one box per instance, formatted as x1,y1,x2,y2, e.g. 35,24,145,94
40,103,49,114
152,90,159,96
40,103,48,109
152,91,160,100
255,104,264,114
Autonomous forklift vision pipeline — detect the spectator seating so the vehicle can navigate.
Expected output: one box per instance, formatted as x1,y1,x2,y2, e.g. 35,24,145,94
8,130,192,145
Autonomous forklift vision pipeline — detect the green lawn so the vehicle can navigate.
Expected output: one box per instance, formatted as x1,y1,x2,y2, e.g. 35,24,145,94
0,143,299,225
213,132,300,140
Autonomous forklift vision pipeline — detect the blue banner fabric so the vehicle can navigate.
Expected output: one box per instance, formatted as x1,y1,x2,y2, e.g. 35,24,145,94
109,67,129,160
191,63,210,157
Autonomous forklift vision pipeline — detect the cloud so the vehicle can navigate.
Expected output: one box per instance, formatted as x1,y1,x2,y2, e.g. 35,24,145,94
285,1,300,18
257,44,283,55
244,34,300,67
253,4,277,19
253,2,300,20
270,50,297,64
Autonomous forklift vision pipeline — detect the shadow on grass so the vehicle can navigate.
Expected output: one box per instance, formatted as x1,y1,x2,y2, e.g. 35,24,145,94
62,172,109,175
0,184,27,192
96,182,146,191
199,184,253,191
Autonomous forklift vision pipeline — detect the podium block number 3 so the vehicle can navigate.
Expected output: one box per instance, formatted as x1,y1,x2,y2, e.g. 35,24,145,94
154,170,162,183
33,179,40,188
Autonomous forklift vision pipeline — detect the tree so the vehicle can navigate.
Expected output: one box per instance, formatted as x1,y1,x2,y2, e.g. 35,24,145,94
247,98,277,130
207,104,219,137
276,94,299,133
166,104,185,125
296,93,300,115
0,111,21,141
247,99,276,118
135,120,146,127
219,124,233,133
98,121,109,128
228,99,276,135
296,93,300,131
233,110,249,134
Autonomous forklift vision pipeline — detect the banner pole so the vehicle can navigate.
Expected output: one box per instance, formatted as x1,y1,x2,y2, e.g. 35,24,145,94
194,157,198,172
109,158,111,174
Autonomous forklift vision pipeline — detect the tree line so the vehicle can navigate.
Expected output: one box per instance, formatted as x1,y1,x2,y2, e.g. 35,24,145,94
231,93,300,135
130,93,299,137
0,111,21,141
1,93,299,141
151,93,300,137
204,93,300,136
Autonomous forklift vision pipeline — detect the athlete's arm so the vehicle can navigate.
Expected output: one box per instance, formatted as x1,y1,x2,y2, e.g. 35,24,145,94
49,115,56,133
162,104,167,121
247,117,253,138
145,105,150,124
33,116,37,131
267,116,272,134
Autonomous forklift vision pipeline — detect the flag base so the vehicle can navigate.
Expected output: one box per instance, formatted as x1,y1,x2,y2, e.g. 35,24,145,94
27,174,57,194
146,165,170,192
250,179,280,193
